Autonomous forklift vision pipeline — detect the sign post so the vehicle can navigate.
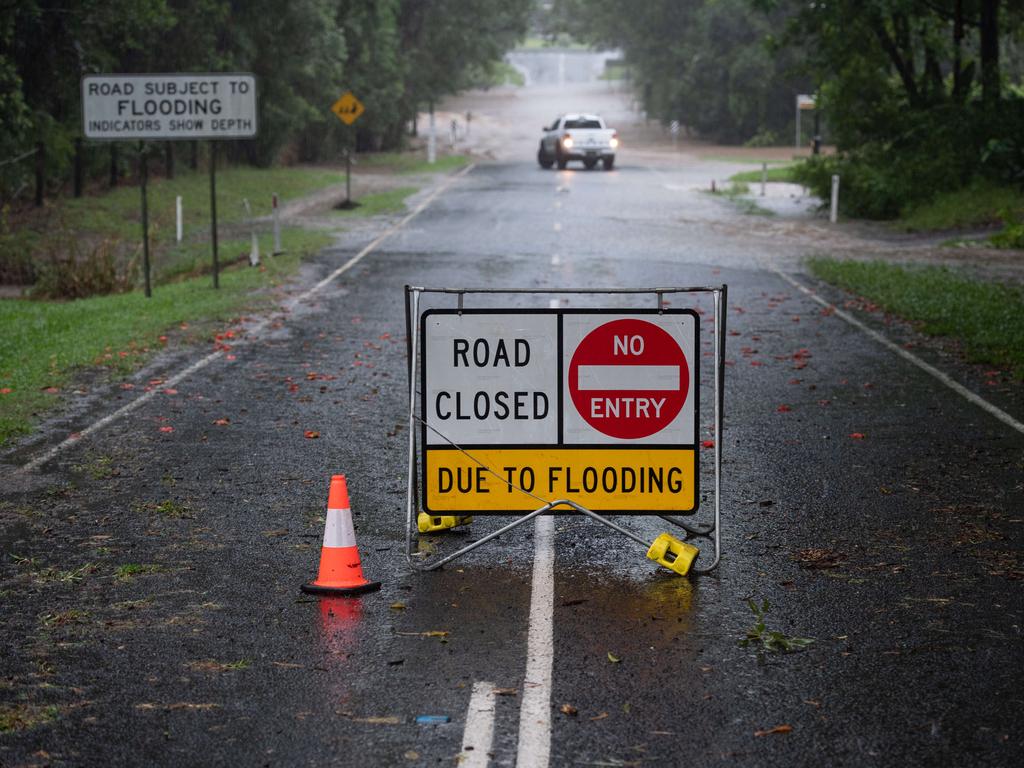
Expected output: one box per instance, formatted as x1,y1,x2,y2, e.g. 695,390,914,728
404,287,728,576
81,73,258,294
139,142,151,297
795,93,816,150
330,91,365,209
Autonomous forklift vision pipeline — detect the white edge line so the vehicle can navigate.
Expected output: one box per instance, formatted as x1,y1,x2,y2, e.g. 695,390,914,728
15,164,476,474
515,514,555,768
775,269,1024,435
460,680,497,768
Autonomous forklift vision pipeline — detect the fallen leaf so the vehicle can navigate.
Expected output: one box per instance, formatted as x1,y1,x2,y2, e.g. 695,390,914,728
849,432,866,439
396,630,448,638
590,712,609,721
352,716,401,725
163,388,178,395
701,439,715,449
560,704,578,716
390,602,407,611
777,405,792,413
607,652,621,663
493,688,518,696
159,426,174,433
754,724,793,737
212,418,231,426
794,548,845,569
0,388,11,394
304,430,320,439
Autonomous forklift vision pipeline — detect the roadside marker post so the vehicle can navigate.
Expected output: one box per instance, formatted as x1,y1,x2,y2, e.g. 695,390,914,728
175,195,183,242
138,142,152,298
830,174,840,223
272,193,283,254
242,198,259,266
761,162,767,197
403,286,728,576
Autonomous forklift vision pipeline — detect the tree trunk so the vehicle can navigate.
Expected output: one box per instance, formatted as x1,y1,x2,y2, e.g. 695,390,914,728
980,0,1000,107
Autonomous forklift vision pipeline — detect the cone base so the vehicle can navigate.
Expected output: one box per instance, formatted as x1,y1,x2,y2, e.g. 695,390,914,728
301,580,381,596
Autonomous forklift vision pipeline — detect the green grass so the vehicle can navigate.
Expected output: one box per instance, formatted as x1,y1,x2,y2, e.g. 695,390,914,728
358,152,469,175
2,164,344,283
703,155,796,165
898,179,1024,232
62,164,344,239
599,62,630,81
706,182,775,216
729,164,798,184
0,228,332,444
808,257,1024,377
332,187,418,218
516,35,589,50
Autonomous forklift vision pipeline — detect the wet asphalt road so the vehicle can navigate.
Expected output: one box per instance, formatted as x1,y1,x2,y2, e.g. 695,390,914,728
2,149,1024,768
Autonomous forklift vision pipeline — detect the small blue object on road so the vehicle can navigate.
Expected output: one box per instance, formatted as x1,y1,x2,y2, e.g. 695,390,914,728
415,715,451,724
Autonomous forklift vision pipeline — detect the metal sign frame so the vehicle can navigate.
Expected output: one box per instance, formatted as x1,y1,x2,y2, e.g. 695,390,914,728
403,285,727,575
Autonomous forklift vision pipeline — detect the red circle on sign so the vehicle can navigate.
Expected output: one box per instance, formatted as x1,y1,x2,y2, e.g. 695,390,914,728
569,319,689,439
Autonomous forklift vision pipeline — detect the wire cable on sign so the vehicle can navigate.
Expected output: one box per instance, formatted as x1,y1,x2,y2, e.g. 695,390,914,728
413,413,556,509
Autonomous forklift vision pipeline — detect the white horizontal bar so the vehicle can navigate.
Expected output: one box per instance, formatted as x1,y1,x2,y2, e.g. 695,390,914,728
577,365,679,391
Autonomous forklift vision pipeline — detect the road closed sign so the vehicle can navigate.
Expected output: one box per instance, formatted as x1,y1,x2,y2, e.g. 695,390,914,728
421,309,698,514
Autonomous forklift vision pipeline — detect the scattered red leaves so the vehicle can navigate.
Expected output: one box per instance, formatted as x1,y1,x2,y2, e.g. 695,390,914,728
776,405,792,413
212,418,231,426
754,724,793,737
0,387,12,395
701,439,715,449
42,386,60,394
850,432,866,439
159,426,174,433
304,430,320,439
163,389,178,396
158,335,168,344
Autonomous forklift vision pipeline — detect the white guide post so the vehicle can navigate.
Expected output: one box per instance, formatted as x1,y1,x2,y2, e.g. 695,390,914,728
830,174,840,224
175,195,183,242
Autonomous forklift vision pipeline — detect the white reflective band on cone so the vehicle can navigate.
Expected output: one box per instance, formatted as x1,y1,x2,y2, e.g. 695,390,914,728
322,507,357,548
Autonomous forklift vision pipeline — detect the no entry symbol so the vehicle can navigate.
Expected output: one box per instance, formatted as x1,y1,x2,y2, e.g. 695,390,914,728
568,318,689,439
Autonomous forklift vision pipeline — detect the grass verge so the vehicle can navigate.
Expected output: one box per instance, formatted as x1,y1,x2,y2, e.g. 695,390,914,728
808,257,1024,378
729,164,798,184
358,152,469,175
332,187,418,218
0,227,332,445
706,182,774,216
1,164,345,283
898,179,1024,232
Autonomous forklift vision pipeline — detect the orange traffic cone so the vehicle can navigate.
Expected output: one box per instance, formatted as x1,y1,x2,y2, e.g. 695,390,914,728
301,475,381,596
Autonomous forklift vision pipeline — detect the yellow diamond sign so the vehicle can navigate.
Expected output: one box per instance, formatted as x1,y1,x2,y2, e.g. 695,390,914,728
331,91,365,126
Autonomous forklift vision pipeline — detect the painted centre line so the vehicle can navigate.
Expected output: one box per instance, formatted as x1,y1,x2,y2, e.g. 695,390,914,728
460,681,497,768
16,164,476,473
515,513,555,768
775,269,1024,435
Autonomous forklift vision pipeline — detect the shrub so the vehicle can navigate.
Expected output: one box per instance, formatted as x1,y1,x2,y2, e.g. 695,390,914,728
32,235,139,299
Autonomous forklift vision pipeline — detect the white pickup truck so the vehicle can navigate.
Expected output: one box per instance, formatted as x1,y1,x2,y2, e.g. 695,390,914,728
537,114,618,171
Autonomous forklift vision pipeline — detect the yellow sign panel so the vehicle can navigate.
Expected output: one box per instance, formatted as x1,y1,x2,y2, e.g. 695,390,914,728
331,91,365,125
424,448,695,513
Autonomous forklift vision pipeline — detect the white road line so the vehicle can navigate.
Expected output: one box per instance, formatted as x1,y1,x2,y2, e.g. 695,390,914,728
16,164,477,473
515,513,555,768
460,681,497,768
775,269,1024,435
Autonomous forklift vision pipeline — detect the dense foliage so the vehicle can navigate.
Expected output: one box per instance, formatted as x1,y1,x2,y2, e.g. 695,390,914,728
553,0,1024,219
0,0,531,198
549,0,814,144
